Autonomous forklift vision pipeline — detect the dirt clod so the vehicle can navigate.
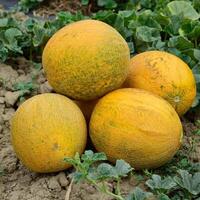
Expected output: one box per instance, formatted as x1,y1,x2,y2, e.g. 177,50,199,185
48,176,62,191
0,146,18,173
39,81,53,94
2,108,15,122
57,172,69,187
0,97,5,104
5,91,21,106
9,191,22,200
0,64,18,90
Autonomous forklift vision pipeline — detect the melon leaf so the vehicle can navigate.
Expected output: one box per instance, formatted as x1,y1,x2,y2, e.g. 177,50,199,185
174,170,200,196
115,159,133,178
126,187,153,200
97,0,117,9
81,0,89,6
96,163,118,180
146,174,177,192
136,26,161,42
168,36,194,50
167,1,199,20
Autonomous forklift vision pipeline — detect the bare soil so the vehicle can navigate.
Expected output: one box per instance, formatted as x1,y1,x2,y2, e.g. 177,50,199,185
34,0,84,17
0,58,199,200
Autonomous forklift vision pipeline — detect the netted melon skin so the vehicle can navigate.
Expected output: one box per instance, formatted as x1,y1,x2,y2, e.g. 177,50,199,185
42,20,130,100
90,88,183,170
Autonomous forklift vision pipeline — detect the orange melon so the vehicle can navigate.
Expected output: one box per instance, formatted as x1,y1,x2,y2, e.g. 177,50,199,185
125,51,196,115
42,19,130,100
89,88,183,169
11,93,87,173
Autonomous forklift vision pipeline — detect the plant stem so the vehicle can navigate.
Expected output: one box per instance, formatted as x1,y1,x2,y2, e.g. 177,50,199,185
87,177,124,200
116,178,121,196
105,189,124,200
194,39,198,48
29,44,33,61
164,32,168,41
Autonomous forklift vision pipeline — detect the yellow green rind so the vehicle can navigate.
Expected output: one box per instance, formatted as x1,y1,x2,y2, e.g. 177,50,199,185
11,93,87,173
42,19,130,100
89,88,183,169
125,51,196,115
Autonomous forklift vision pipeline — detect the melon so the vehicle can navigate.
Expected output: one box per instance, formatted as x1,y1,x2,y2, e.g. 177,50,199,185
89,88,183,169
42,19,130,100
11,93,87,173
125,51,196,115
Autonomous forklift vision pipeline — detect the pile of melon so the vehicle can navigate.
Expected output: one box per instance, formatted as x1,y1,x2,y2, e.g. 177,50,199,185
11,20,196,173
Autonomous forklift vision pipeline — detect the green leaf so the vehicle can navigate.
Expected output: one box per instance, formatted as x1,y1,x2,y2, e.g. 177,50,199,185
180,20,200,39
64,157,78,166
195,75,200,83
0,42,8,62
13,81,38,91
74,152,81,163
193,129,200,136
126,187,153,200
140,0,156,9
97,0,117,9
174,170,200,195
118,10,136,19
114,159,133,177
192,64,200,84
96,163,118,180
167,1,199,20
192,92,200,107
165,15,183,35
194,49,200,61
81,0,89,6
4,28,22,43
151,40,166,50
0,18,8,27
73,171,86,183
18,0,44,12
155,13,170,26
113,15,125,33
168,36,194,50
146,174,176,191
188,25,200,39
158,193,171,200
128,42,135,54
92,10,117,25
138,10,162,30
193,0,200,12
32,24,46,47
81,150,107,163
136,26,161,42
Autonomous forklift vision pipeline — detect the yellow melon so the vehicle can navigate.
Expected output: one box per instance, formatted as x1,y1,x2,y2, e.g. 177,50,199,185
42,19,130,100
125,51,196,115
89,88,183,169
11,93,87,173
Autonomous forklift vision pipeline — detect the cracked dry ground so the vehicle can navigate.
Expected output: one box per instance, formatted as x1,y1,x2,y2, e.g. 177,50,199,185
0,58,199,200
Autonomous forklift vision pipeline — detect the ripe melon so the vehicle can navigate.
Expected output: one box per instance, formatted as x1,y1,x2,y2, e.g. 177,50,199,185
125,51,196,115
42,19,130,100
89,88,183,169
11,93,87,173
